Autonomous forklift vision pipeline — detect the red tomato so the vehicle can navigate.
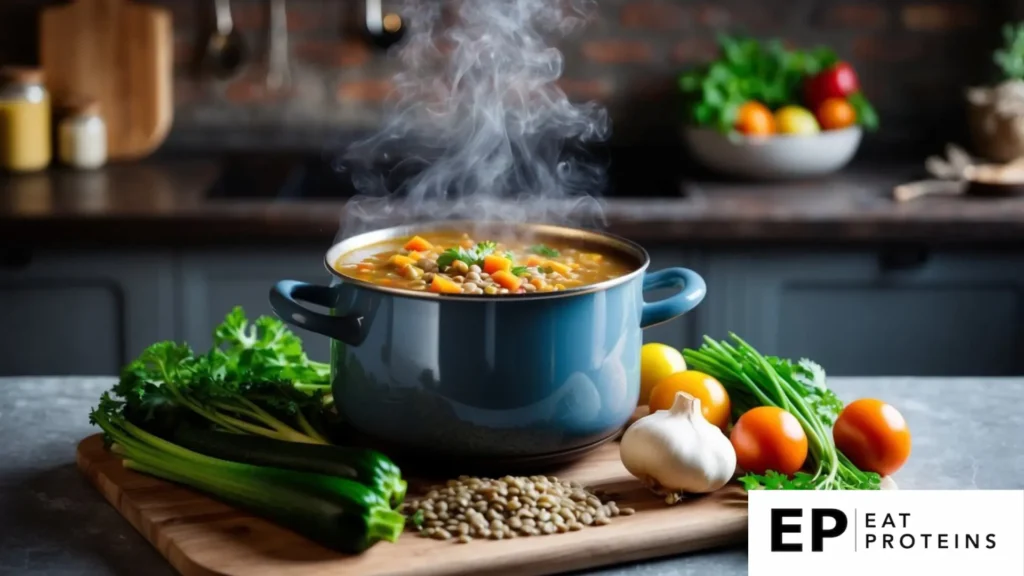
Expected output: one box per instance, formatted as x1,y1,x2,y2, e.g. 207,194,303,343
804,62,861,109
833,399,911,477
730,406,808,475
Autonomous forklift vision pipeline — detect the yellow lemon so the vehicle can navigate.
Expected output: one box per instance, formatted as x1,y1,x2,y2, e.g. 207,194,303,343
774,105,821,135
639,343,686,405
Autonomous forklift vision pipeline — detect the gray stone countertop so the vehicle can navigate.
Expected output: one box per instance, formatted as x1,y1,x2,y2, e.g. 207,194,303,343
2,376,1022,576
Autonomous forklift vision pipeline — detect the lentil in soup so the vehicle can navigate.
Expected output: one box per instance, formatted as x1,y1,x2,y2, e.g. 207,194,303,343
335,232,634,295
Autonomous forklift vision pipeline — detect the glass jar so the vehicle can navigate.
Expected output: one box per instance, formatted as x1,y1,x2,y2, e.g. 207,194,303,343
0,67,52,173
59,99,107,170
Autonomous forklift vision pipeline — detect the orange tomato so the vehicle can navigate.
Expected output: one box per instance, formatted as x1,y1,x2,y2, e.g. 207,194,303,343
833,399,911,477
734,101,776,136
730,407,808,475
649,371,731,431
815,98,857,130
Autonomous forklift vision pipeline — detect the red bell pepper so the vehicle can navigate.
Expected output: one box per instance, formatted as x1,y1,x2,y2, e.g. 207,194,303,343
804,62,861,109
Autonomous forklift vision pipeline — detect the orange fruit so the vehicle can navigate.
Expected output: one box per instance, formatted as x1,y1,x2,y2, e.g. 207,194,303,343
734,101,776,136
816,98,857,130
648,370,731,431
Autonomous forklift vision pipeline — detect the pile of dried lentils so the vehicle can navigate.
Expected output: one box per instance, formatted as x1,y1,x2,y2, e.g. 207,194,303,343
400,475,635,544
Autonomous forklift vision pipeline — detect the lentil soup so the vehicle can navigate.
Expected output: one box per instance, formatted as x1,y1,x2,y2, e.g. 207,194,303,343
334,231,635,295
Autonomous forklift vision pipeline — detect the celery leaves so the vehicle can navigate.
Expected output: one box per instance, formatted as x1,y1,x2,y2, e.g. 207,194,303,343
103,306,334,444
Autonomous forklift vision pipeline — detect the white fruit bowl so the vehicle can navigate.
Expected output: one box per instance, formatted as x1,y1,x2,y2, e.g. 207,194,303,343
683,126,863,180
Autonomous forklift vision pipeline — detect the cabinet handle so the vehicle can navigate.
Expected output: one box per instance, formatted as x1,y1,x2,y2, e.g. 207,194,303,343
878,245,929,272
0,247,32,270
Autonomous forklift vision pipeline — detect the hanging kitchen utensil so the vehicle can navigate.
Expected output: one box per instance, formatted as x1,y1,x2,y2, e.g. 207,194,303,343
204,0,247,79
365,0,405,49
266,0,291,91
40,0,173,161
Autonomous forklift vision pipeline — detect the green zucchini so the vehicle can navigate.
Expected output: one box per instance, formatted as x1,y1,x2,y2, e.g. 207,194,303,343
171,424,408,507
94,411,405,554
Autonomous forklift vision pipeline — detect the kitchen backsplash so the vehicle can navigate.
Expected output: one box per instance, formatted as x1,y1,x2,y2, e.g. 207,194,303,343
0,0,1018,155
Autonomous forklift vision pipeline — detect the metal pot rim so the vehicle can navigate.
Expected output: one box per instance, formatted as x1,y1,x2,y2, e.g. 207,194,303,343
322,220,652,301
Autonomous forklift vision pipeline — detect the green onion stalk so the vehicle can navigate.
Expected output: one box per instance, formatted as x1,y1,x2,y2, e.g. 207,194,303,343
683,334,879,490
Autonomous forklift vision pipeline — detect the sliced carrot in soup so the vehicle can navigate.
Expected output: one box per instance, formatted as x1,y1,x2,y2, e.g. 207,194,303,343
430,275,463,294
492,270,522,291
404,236,433,252
483,255,512,275
390,254,418,268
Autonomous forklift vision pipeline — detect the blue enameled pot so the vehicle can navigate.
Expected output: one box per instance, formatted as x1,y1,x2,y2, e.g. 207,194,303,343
270,222,705,460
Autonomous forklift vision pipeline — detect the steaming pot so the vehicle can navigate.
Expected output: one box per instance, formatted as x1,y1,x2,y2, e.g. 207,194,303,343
269,222,705,465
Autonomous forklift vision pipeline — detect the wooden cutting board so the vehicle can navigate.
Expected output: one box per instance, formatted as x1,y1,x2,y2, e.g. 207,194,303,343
76,434,749,576
40,0,173,160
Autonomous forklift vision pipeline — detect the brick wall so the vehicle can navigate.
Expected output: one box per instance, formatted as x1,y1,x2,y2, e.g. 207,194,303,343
0,0,1016,157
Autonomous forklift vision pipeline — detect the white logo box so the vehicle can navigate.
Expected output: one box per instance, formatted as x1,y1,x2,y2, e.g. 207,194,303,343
749,490,1024,576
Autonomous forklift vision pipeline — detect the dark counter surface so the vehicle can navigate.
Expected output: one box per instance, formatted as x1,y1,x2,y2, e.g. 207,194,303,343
3,160,1024,247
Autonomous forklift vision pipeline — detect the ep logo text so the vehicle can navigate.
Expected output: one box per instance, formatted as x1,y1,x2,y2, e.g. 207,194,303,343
770,508,847,552
748,490,1024,576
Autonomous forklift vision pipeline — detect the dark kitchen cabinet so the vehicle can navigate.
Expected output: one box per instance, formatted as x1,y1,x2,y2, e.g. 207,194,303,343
699,249,1024,376
2,245,1023,378
178,250,334,362
0,251,175,375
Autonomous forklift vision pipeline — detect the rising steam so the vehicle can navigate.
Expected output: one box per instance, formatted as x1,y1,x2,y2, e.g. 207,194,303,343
336,0,611,239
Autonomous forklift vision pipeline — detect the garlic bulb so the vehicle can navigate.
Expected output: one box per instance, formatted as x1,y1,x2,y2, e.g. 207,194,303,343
619,392,736,496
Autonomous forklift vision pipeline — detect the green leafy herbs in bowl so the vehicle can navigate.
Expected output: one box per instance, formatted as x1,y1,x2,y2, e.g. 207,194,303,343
678,35,879,137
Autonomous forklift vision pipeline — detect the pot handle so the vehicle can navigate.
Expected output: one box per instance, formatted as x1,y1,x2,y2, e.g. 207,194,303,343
269,280,366,345
640,268,706,329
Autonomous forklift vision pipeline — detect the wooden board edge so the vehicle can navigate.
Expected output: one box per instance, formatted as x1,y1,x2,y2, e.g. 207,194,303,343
76,435,227,576
76,434,750,576
486,524,748,576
